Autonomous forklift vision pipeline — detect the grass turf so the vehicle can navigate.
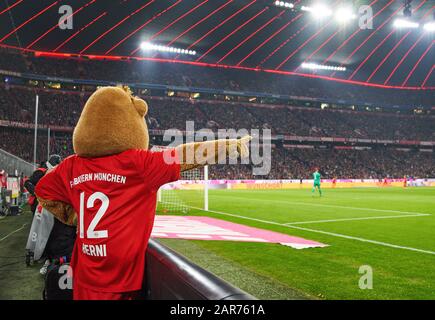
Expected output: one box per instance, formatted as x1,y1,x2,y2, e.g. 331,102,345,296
0,187,433,299
0,210,44,300
157,187,435,299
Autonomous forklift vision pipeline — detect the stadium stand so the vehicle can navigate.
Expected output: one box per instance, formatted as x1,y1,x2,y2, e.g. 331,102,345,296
1,115,433,180
0,48,433,180
0,85,434,139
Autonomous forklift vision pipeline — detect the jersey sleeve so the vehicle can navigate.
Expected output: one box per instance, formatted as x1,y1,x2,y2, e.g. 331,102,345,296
137,149,181,191
35,164,70,204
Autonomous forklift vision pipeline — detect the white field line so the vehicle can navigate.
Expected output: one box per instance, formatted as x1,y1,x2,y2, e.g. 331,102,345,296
0,223,27,242
160,200,431,224
284,213,431,225
211,194,432,216
179,205,435,256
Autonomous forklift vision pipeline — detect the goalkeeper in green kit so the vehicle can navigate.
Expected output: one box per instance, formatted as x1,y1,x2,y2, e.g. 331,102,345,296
312,168,322,197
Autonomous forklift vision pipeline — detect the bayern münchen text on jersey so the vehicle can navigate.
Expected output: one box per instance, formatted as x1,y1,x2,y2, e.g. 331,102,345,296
70,173,127,188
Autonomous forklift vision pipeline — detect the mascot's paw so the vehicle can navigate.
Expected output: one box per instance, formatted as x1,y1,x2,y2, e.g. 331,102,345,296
37,198,77,226
237,135,252,158
228,135,252,159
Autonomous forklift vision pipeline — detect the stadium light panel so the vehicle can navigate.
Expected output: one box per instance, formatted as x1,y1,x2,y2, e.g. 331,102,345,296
274,1,294,9
393,19,419,29
335,7,356,23
140,42,196,55
301,4,332,18
301,62,346,71
423,22,435,31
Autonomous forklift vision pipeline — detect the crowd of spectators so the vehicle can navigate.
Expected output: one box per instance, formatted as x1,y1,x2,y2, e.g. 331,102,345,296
0,128,72,164
1,85,434,141
0,47,433,108
0,47,433,179
0,86,85,127
207,148,435,180
1,127,433,179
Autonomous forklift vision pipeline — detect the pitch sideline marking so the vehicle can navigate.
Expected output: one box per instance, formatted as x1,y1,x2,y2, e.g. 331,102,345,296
0,223,28,242
176,205,435,256
284,213,431,225
160,200,431,225
211,194,432,216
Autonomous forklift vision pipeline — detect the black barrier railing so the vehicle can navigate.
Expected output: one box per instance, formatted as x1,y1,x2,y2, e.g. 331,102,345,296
144,239,256,300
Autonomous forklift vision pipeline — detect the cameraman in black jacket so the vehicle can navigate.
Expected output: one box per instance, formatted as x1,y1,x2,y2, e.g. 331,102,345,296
25,155,61,215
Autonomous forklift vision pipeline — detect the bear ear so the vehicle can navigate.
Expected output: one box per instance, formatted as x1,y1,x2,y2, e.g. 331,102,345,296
133,98,148,117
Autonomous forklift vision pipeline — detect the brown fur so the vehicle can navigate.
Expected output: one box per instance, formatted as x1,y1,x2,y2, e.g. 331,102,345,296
38,85,250,226
73,86,149,157
37,197,77,226
177,138,249,172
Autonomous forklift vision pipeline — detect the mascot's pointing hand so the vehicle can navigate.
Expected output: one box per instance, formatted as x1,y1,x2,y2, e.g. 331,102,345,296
176,134,252,172
236,135,252,159
228,135,252,159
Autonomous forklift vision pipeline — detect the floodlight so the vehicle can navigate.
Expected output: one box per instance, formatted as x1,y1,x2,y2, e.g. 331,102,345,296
301,62,346,71
423,22,435,31
274,1,294,9
140,42,197,55
335,7,356,23
303,4,333,18
393,19,419,28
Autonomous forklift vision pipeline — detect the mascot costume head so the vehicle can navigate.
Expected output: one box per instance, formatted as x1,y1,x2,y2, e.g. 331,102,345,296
73,86,149,157
37,86,155,226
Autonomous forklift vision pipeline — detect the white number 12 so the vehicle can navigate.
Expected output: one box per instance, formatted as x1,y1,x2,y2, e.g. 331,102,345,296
79,192,109,239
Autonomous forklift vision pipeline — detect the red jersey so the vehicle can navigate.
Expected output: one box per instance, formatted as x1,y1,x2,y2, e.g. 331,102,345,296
35,149,180,292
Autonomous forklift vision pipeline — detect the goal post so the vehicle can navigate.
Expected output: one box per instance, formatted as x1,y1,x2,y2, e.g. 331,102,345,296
152,145,209,213
204,164,208,211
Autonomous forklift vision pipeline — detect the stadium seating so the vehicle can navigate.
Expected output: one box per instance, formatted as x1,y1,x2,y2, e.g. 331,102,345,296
1,85,433,140
1,126,433,179
0,48,433,180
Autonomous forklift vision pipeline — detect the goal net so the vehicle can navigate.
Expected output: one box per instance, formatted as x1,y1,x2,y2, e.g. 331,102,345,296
151,145,208,213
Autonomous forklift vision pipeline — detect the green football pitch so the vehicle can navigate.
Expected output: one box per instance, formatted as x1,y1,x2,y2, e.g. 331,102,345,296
157,187,435,299
0,187,434,299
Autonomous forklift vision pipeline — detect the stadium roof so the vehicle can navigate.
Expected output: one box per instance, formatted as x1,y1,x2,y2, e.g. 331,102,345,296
0,0,434,89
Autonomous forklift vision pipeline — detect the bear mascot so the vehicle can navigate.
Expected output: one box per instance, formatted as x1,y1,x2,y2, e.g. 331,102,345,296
35,86,251,300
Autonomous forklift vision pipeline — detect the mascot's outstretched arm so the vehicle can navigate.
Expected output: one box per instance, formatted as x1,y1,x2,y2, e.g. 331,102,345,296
37,137,251,227
176,135,251,172
35,86,251,227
